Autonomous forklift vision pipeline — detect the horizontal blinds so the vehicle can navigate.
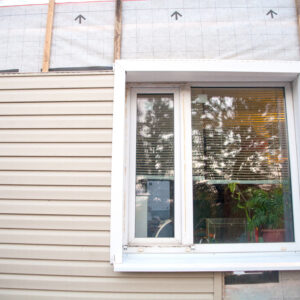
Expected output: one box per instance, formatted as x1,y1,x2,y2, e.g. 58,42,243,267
191,88,289,182
136,94,174,177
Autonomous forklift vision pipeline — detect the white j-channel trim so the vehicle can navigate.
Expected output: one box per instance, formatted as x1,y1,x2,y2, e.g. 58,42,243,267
115,252,300,272
110,62,126,264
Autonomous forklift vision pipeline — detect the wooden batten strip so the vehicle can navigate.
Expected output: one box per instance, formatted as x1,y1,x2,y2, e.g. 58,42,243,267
113,0,122,61
42,0,55,72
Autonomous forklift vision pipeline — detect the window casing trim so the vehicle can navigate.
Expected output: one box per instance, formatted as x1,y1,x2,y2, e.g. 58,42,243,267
111,60,300,271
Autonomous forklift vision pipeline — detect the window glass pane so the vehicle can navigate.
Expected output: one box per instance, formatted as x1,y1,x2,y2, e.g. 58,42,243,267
192,88,294,243
135,94,174,238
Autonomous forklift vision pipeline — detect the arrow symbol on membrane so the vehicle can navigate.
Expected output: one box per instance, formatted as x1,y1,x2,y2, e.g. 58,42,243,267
266,10,277,19
171,11,182,20
75,14,86,24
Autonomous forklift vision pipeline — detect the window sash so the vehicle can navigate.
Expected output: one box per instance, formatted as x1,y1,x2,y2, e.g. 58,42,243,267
128,88,182,245
191,83,300,252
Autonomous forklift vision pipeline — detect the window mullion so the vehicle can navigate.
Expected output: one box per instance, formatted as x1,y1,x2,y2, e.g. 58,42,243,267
174,88,182,242
180,85,194,245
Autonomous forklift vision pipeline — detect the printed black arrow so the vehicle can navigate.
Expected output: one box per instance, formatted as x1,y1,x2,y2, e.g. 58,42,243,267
171,11,182,20
75,14,86,24
266,9,277,19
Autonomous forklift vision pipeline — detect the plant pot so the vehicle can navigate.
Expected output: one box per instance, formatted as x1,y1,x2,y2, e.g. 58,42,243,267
262,229,285,242
247,227,259,242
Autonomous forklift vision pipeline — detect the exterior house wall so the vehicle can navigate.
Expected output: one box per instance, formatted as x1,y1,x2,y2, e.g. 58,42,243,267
0,72,221,300
224,272,300,300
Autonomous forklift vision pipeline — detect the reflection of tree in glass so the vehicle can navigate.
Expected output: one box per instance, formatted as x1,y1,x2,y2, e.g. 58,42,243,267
192,90,287,181
135,95,175,238
136,95,174,177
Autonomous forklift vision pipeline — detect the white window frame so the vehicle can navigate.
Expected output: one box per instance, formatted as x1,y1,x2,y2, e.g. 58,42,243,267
110,60,300,272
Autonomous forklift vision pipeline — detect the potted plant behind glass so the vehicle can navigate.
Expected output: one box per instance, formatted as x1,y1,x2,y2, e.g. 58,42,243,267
228,184,285,243
228,183,268,242
260,187,285,242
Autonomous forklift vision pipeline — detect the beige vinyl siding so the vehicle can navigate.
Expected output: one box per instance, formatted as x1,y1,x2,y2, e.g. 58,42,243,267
0,72,221,300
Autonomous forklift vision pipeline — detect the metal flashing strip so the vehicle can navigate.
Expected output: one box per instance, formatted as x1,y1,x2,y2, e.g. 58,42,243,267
0,69,19,73
120,60,300,83
48,66,113,72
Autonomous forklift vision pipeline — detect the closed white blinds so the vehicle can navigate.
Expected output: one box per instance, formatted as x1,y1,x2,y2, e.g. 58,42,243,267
191,88,289,183
136,94,174,178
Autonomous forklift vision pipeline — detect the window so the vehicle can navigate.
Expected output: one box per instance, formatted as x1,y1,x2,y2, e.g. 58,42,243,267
111,60,300,271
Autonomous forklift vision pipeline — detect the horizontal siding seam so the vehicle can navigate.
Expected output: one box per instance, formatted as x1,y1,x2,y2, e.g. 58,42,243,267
0,272,213,280
0,288,214,295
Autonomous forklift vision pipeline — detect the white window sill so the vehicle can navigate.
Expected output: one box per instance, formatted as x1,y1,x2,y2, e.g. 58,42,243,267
114,252,300,272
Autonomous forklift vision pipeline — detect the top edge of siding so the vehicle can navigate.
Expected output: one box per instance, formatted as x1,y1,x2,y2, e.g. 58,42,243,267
0,71,114,78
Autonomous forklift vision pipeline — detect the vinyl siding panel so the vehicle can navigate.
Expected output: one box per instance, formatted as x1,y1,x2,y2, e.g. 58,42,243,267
0,290,214,300
0,74,114,89
0,143,112,156
0,186,111,200
0,244,110,261
0,157,112,171
0,171,111,185
0,215,111,230
0,200,111,215
0,229,110,246
0,72,219,300
0,260,213,279
0,129,112,142
0,274,214,293
0,88,113,102
0,102,113,115
0,116,113,128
